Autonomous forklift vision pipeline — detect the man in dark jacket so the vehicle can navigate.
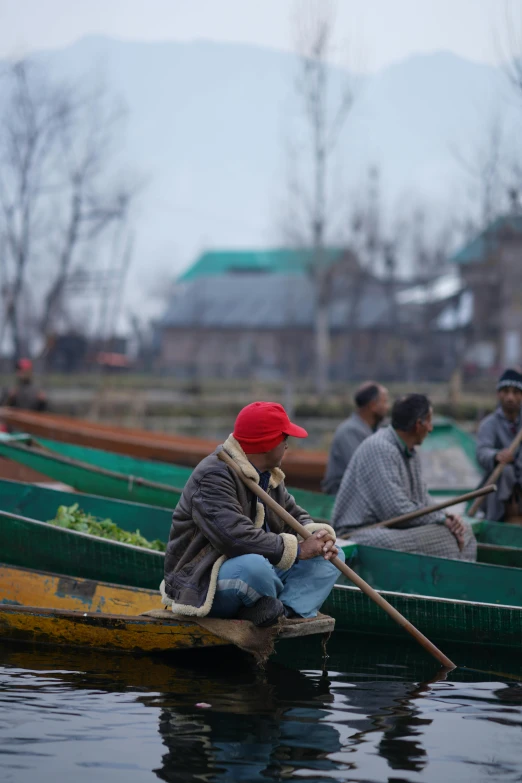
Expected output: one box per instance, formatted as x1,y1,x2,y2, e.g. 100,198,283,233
323,382,389,495
476,368,522,521
161,401,343,627
1,358,47,412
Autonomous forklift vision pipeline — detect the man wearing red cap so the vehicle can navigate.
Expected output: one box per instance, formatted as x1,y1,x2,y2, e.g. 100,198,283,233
161,402,343,627
1,359,47,413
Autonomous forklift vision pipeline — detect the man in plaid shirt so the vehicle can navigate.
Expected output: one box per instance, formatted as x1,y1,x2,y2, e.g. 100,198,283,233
332,394,477,560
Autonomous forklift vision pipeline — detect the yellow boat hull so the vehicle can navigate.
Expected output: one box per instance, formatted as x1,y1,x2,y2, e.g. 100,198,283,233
0,604,227,652
0,563,160,615
0,563,227,652
0,563,334,655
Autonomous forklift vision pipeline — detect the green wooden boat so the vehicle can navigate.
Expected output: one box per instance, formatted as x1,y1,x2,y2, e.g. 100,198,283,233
0,479,522,650
0,433,188,509
0,432,474,520
1,476,521,565
0,433,339,515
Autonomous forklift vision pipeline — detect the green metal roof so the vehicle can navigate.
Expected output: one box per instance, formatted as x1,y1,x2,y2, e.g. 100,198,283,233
178,248,346,281
450,215,522,265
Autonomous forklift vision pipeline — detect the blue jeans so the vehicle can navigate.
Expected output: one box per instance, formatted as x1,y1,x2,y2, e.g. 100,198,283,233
208,549,344,619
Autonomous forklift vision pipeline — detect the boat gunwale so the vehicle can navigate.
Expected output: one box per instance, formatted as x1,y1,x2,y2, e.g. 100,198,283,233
0,602,182,625
332,581,522,611
476,542,522,553
0,438,185,495
0,475,174,515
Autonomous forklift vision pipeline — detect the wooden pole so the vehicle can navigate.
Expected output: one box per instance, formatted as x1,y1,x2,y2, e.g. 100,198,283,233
218,449,456,670
361,485,496,531
468,428,522,517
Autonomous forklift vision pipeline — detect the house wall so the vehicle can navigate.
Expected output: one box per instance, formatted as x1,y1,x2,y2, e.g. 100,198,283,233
158,326,452,381
159,328,311,379
499,239,522,366
459,236,522,368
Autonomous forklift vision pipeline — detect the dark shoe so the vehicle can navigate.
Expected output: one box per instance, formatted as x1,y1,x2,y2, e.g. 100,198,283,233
238,596,284,627
283,605,301,619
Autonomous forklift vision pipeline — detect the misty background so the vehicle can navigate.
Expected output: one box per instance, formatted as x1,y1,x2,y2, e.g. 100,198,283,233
0,0,521,388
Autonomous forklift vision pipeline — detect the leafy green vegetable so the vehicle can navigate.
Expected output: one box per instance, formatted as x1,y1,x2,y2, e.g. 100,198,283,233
48,503,166,552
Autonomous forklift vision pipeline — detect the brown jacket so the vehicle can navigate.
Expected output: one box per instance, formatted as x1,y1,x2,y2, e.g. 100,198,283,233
161,435,335,617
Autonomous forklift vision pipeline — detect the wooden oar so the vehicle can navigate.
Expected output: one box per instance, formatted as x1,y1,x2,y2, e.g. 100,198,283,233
468,428,522,517
361,485,496,531
218,449,456,670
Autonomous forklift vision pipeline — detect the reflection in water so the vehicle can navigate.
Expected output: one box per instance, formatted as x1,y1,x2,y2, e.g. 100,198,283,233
365,674,447,774
0,636,522,782
152,665,342,782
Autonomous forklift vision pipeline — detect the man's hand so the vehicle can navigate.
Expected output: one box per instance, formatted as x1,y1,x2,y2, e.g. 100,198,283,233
299,529,339,561
496,448,514,465
444,513,466,551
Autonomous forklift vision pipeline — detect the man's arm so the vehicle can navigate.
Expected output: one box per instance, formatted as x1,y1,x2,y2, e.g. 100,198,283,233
191,472,298,570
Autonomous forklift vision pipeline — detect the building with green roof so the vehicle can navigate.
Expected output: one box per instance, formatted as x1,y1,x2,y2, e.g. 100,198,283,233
177,248,346,282
155,245,468,381
450,213,522,370
451,216,522,266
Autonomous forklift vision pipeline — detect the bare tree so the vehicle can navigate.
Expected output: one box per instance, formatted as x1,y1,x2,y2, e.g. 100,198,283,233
284,0,355,394
498,4,522,208
41,90,133,340
452,115,509,232
504,2,522,97
0,59,137,362
0,61,70,356
407,208,459,380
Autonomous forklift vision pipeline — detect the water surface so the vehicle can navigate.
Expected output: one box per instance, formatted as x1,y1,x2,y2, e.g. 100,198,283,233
1,637,521,783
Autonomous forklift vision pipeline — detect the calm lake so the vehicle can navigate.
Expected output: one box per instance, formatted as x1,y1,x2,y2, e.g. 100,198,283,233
1,636,521,783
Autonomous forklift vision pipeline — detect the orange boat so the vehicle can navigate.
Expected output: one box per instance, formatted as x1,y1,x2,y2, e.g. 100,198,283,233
0,408,328,489
0,456,56,484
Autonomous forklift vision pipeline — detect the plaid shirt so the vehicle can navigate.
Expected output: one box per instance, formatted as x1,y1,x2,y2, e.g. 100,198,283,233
332,425,445,537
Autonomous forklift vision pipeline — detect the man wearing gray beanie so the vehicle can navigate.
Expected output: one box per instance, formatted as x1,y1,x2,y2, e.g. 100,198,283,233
476,368,522,521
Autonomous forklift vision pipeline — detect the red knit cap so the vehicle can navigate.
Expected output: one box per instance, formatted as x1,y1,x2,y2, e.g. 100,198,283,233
233,401,308,454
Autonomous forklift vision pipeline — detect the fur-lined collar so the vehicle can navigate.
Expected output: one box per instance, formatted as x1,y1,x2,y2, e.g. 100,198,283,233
222,434,285,489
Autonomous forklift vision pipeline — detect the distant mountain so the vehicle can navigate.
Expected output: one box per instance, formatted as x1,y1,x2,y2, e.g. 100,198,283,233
5,37,520,320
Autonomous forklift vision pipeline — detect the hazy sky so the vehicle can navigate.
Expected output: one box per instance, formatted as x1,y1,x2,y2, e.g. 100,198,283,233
0,0,519,71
